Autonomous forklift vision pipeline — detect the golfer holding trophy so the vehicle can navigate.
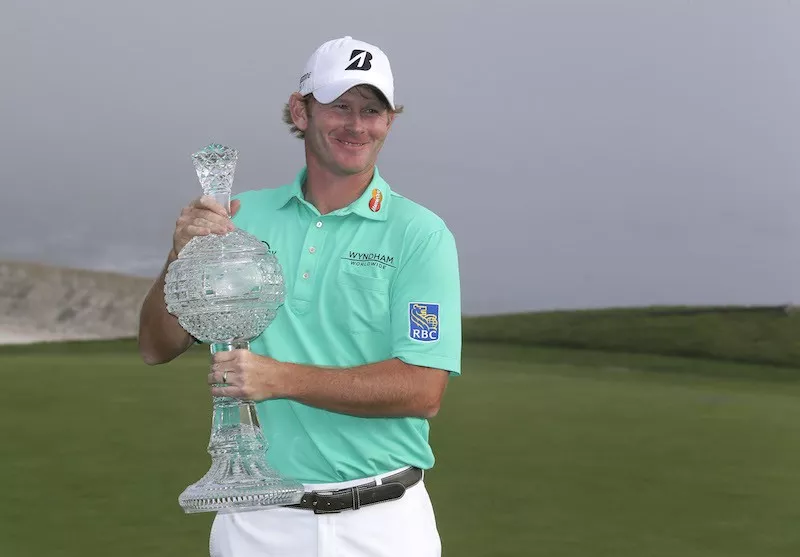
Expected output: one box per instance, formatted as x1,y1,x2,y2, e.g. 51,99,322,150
138,35,462,557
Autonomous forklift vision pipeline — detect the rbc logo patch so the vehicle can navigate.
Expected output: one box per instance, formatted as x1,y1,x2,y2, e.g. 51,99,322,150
409,303,440,342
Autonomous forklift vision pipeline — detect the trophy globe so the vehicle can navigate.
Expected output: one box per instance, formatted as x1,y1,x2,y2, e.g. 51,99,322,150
164,143,305,513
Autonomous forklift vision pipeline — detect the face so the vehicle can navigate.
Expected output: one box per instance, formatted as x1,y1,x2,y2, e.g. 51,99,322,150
290,86,395,177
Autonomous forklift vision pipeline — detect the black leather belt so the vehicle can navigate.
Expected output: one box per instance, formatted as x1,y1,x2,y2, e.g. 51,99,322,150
286,466,423,514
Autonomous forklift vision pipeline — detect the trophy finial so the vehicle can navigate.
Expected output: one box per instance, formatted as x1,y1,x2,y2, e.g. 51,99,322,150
191,143,238,213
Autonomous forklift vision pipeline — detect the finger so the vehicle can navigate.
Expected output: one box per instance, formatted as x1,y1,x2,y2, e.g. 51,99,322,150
183,224,212,237
175,213,193,232
188,210,235,232
210,361,230,375
211,385,245,399
189,217,229,235
230,348,250,358
208,370,236,385
230,199,241,217
210,361,240,378
214,349,248,363
212,351,237,363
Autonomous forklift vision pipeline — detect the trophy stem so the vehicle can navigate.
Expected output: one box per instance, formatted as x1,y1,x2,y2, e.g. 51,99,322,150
210,191,231,215
209,341,258,447
211,340,249,354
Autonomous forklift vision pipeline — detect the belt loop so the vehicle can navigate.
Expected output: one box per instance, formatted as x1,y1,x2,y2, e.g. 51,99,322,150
351,487,361,510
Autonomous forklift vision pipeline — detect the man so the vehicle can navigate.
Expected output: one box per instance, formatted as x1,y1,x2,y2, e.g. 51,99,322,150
138,36,462,557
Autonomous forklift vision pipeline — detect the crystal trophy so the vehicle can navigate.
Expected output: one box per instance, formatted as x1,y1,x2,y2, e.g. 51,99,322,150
164,143,305,514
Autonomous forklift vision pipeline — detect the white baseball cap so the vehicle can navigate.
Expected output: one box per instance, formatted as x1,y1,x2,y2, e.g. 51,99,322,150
298,36,395,109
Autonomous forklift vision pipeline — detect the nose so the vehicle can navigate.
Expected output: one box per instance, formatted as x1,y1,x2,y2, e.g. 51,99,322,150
344,111,366,135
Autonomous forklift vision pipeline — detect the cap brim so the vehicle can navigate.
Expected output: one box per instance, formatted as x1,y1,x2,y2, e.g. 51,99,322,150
312,78,395,109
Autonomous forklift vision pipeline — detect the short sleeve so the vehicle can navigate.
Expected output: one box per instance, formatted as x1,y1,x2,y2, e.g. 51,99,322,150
389,228,462,376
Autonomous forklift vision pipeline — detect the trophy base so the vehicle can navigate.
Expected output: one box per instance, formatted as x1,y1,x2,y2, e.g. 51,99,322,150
179,396,306,514
178,457,305,514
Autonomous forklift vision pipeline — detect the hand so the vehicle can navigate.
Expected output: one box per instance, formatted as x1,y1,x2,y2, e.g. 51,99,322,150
172,196,242,256
208,349,287,401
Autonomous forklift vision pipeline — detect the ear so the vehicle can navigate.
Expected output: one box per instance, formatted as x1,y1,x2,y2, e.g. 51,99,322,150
288,92,310,133
386,111,396,130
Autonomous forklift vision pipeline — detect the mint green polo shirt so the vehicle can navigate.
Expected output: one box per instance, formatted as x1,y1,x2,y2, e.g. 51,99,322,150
228,166,462,484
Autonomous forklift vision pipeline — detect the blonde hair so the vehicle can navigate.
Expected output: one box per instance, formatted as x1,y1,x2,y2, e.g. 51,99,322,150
282,85,404,139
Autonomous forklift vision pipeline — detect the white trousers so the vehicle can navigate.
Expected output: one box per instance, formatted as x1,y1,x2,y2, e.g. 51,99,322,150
209,467,442,557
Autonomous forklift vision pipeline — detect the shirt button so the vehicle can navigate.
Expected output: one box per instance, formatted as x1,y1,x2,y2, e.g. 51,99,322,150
302,272,309,279
308,246,316,254
316,221,323,228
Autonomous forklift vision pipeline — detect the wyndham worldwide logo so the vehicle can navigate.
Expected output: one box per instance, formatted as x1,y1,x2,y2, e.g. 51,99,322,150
409,302,440,342
342,250,395,270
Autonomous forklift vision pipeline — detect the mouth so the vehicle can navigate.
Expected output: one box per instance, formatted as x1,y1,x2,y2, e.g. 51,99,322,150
334,138,368,148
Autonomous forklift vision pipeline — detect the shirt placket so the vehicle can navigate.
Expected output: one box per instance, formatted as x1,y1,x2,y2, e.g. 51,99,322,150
291,217,327,314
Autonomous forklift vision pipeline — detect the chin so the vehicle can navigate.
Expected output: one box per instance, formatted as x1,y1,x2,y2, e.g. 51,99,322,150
337,163,370,176
333,156,373,175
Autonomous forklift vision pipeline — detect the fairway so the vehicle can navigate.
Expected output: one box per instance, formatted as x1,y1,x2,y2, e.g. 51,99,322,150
2,341,800,556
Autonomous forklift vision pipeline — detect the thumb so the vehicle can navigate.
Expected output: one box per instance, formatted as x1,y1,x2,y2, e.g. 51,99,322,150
230,199,241,217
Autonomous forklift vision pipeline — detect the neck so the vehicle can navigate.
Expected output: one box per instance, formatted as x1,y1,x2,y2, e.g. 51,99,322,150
302,155,375,215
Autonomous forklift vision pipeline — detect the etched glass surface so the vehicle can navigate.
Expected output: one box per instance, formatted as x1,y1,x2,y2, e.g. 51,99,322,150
163,143,305,514
164,229,284,344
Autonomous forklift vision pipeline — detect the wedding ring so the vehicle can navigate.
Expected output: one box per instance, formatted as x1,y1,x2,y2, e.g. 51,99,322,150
222,371,228,384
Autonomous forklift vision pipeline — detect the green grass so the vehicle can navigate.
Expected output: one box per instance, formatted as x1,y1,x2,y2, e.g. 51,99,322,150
3,338,800,556
463,305,800,368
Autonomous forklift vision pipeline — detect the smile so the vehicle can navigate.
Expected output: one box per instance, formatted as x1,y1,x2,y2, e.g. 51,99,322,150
335,138,367,147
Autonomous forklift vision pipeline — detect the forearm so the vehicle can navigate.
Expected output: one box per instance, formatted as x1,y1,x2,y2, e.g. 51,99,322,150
137,250,193,365
278,358,447,419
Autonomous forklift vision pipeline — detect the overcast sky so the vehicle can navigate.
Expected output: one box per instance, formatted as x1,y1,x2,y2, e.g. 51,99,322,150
1,0,798,315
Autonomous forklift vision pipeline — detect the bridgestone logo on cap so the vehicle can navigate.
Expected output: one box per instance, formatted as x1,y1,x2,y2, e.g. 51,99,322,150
345,50,372,71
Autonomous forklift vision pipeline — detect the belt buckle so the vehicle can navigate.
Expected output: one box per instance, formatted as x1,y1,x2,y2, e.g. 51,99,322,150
311,486,364,514
309,490,342,514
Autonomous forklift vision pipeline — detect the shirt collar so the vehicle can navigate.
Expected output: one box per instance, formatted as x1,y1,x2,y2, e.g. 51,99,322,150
278,166,391,221
276,168,306,208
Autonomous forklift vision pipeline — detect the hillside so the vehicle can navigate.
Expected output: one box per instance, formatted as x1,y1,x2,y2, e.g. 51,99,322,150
0,260,153,344
463,305,800,368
